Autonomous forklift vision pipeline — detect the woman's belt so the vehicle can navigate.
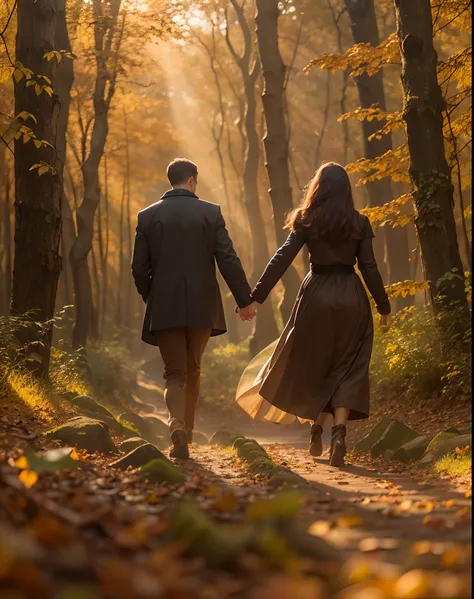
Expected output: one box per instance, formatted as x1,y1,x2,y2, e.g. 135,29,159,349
310,263,355,275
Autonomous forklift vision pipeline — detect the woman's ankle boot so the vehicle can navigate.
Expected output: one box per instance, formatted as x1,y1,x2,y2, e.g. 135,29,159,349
309,424,324,457
329,424,346,467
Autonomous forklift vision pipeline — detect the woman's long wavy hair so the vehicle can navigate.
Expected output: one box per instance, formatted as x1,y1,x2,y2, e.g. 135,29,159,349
285,162,355,240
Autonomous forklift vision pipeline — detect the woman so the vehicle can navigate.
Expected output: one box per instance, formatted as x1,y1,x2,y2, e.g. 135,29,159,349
237,162,391,467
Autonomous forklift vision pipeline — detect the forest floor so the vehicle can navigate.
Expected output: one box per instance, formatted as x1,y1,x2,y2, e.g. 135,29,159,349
0,376,471,599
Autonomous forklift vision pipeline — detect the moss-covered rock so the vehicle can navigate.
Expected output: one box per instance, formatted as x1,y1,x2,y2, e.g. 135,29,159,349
141,414,169,438
109,443,169,470
190,431,209,445
45,416,117,455
70,395,122,434
140,458,186,484
354,416,392,453
210,430,241,447
370,420,418,459
392,435,432,463
119,437,148,454
425,431,460,453
420,433,472,465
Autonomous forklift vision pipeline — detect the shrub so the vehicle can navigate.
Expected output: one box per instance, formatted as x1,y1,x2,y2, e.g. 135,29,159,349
370,304,471,402
201,339,249,409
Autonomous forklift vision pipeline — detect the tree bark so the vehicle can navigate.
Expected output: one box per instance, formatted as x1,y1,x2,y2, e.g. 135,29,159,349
11,0,62,376
56,0,74,313
394,0,468,312
255,0,301,323
345,0,412,309
0,146,12,315
70,0,123,349
225,0,279,354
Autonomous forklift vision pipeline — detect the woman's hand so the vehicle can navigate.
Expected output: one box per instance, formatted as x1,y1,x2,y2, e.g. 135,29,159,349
238,302,258,322
380,313,391,333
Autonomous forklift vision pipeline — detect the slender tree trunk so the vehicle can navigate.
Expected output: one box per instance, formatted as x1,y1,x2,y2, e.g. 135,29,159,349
226,0,279,354
255,0,301,323
56,0,74,314
395,0,468,312
124,109,132,331
100,154,109,335
11,0,62,376
0,147,11,315
116,173,126,328
70,0,123,349
345,0,412,310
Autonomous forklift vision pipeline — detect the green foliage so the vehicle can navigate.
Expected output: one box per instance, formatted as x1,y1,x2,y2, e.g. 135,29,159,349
201,340,249,409
434,447,472,478
370,305,472,401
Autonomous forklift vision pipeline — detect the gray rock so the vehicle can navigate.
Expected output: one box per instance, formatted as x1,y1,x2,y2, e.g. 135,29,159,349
191,431,209,445
354,416,392,453
426,431,461,453
370,420,418,459
141,414,169,438
419,433,472,465
70,395,122,434
109,443,169,470
119,437,148,453
118,411,153,441
392,435,432,463
130,394,156,414
45,417,117,455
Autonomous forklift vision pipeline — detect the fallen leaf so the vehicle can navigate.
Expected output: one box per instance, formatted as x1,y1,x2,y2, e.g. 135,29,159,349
19,469,38,488
337,514,364,528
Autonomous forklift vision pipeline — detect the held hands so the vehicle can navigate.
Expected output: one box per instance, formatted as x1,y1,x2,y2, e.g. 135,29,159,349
380,313,391,333
238,301,258,322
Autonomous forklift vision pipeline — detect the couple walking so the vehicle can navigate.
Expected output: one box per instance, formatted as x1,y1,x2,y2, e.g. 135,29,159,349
132,158,391,465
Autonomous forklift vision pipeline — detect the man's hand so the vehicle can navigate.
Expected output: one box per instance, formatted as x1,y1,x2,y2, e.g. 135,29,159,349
238,302,257,322
380,313,391,333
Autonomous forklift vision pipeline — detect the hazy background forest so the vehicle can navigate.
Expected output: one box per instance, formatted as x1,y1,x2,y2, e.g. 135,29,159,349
0,0,471,414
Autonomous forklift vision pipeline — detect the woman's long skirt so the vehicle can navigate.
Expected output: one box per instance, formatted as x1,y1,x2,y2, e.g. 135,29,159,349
236,271,374,423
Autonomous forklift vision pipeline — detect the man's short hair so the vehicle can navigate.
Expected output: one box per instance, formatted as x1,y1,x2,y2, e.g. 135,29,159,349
167,158,198,186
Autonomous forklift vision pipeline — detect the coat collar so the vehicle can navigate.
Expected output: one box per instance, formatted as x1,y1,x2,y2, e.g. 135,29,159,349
161,188,198,200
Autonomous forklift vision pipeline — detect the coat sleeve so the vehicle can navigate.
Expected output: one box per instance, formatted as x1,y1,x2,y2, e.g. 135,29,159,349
214,207,253,309
131,212,152,302
252,229,305,304
357,218,391,315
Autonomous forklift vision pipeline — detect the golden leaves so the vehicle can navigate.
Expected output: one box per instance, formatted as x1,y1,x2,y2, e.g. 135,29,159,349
346,145,410,186
361,193,414,229
385,280,431,299
304,34,399,78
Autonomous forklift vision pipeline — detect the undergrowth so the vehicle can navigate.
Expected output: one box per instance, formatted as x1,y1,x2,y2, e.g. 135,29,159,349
434,448,472,478
370,304,471,403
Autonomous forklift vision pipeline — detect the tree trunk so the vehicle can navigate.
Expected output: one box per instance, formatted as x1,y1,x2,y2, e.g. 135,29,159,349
394,0,468,312
255,0,301,323
345,0,412,310
11,0,62,376
226,0,279,354
70,0,123,349
0,147,12,315
56,0,74,313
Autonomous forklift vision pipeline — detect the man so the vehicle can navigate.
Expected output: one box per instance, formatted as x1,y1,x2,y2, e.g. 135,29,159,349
132,158,256,458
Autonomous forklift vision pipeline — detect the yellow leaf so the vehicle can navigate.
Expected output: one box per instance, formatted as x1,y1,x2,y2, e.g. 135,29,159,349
442,499,455,508
337,514,364,528
19,469,38,488
204,484,220,498
465,490,472,499
307,520,332,536
13,68,23,83
33,139,42,149
70,448,80,461
38,166,49,176
211,491,238,513
35,84,42,96
15,455,28,469
392,569,432,599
